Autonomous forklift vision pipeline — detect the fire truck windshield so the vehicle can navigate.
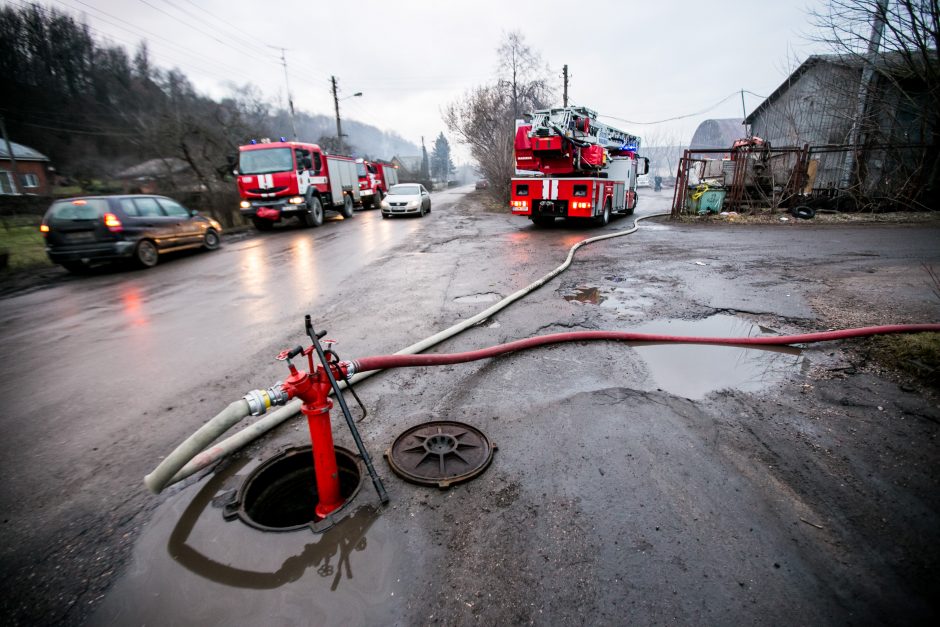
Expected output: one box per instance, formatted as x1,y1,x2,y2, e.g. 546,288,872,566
356,163,367,177
239,148,294,175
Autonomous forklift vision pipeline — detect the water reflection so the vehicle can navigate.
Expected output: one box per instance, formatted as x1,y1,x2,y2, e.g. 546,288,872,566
288,237,319,302
119,284,149,328
237,245,275,326
168,456,378,592
630,315,804,399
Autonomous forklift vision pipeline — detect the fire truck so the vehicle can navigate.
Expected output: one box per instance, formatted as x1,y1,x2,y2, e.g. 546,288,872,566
236,139,360,230
510,106,648,226
355,158,400,209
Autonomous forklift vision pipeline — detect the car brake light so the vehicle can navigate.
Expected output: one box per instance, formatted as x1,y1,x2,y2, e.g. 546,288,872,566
39,223,49,234
103,212,123,232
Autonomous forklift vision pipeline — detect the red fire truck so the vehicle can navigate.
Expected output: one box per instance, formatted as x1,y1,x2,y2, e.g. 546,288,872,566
510,106,648,226
355,158,400,209
236,139,360,230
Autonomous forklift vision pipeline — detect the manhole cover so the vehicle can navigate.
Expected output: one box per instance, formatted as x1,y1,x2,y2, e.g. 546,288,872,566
385,421,496,488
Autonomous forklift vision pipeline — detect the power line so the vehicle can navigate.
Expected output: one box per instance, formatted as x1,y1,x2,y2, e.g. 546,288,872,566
598,90,767,126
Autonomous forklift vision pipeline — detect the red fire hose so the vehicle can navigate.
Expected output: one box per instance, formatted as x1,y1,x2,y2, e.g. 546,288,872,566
350,324,940,373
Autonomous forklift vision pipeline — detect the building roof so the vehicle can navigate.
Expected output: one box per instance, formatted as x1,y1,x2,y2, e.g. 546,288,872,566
0,141,50,162
743,51,917,124
689,119,744,150
392,155,423,172
116,157,192,179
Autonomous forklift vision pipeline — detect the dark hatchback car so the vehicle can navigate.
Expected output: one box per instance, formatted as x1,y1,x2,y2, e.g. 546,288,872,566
41,195,223,272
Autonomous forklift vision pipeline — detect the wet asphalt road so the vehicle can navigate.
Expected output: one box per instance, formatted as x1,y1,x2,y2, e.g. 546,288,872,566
2,186,939,625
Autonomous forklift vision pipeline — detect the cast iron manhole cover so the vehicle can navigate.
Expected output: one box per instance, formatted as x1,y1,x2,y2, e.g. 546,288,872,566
385,421,496,488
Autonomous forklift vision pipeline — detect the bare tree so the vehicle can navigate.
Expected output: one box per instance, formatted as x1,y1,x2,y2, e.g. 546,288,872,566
444,32,554,202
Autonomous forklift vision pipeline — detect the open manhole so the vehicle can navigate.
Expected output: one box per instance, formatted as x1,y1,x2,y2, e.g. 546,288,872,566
385,421,496,488
223,445,364,533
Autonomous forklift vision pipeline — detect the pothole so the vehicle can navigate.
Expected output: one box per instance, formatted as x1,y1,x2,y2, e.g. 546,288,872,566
631,314,805,399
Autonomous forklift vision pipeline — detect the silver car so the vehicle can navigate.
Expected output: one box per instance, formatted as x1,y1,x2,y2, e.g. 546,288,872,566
381,184,431,218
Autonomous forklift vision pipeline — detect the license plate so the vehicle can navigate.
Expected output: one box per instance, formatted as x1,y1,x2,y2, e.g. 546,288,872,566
64,231,95,243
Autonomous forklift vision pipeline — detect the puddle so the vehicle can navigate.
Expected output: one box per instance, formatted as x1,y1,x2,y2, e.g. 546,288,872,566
562,284,655,316
629,315,804,399
91,455,407,626
454,292,502,304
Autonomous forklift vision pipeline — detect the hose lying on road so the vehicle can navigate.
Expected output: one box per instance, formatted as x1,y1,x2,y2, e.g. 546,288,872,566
148,213,671,492
350,324,940,372
144,399,250,494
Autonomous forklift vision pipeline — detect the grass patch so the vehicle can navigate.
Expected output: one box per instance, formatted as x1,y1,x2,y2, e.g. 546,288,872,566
869,333,940,390
0,217,52,271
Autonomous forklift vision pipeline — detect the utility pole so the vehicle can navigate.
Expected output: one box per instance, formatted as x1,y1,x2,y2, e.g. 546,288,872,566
562,64,569,107
740,89,749,136
270,47,298,140
0,115,20,194
331,75,344,154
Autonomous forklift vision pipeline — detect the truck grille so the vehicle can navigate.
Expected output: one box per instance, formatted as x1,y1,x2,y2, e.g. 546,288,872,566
247,186,288,194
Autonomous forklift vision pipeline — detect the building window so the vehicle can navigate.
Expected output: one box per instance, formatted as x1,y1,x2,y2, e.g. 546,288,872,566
20,173,39,188
0,171,13,194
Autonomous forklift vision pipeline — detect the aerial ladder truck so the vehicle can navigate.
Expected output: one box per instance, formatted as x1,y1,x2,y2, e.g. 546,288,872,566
510,106,648,226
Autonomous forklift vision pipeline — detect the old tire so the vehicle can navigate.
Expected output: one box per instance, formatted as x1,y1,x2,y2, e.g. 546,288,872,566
791,205,816,220
341,194,354,218
252,217,274,231
134,240,159,268
203,228,221,250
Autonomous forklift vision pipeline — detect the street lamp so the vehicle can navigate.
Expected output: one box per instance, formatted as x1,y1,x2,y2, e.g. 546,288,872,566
331,76,362,154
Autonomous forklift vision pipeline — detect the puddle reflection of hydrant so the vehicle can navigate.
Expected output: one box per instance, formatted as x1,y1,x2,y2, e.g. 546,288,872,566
168,455,377,591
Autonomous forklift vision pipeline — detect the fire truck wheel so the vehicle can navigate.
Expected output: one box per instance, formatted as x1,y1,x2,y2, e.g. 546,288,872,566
531,215,554,227
595,201,611,226
308,196,324,227
341,194,355,218
373,189,383,209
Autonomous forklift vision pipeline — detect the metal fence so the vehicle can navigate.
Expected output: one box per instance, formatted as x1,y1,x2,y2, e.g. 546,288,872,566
671,142,935,217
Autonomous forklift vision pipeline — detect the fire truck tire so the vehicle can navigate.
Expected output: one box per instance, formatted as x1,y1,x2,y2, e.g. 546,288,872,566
341,194,355,218
252,217,274,231
373,189,384,209
307,196,324,227
595,201,611,226
531,215,554,227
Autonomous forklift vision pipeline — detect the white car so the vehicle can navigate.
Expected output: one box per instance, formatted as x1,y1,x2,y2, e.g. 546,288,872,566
381,184,432,218
636,174,651,188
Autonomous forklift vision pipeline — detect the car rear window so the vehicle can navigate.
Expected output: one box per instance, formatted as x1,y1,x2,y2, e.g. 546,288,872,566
49,199,110,220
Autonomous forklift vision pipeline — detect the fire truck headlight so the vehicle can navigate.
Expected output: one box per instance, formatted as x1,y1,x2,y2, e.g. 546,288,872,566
288,196,304,205
239,200,251,209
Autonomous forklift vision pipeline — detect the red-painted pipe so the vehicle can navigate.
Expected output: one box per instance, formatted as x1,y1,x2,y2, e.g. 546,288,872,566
351,324,940,373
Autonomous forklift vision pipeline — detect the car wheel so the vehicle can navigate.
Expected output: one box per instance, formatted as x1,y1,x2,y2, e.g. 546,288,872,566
427,201,431,214
308,196,324,227
134,240,159,268
341,194,354,218
203,228,221,250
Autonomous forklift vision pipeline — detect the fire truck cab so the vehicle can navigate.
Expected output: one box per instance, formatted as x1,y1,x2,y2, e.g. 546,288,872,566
236,139,360,230
356,158,400,209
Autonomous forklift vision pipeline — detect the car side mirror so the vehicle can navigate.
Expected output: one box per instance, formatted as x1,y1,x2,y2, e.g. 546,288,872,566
232,169,239,176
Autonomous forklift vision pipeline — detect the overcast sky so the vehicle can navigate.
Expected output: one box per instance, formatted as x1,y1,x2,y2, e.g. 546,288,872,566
27,0,833,162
